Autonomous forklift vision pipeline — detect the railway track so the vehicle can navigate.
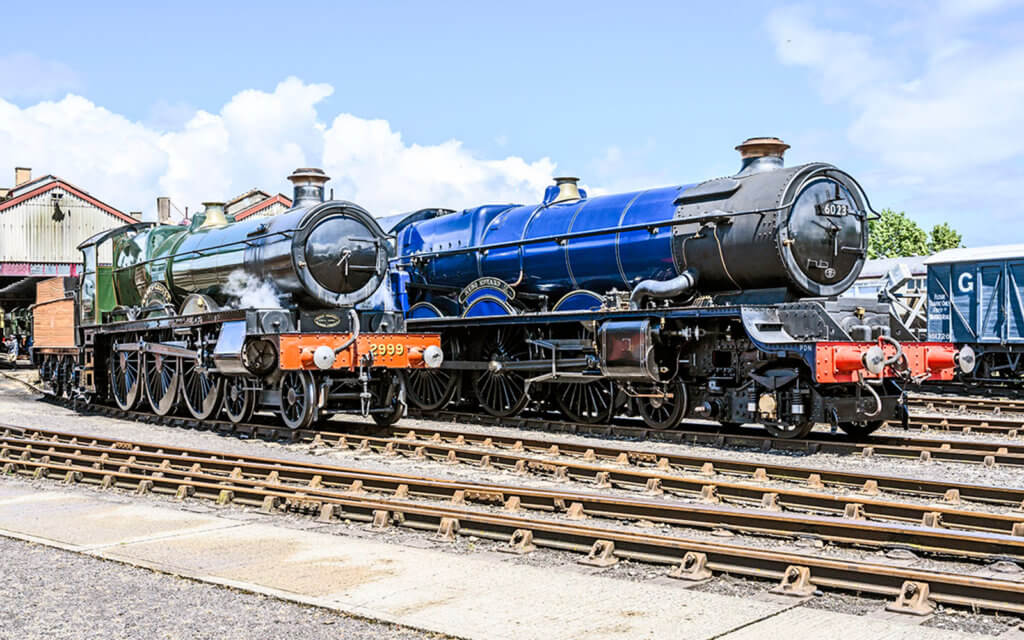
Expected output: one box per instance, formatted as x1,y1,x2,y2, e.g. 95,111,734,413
410,408,1024,461
353,425,1024,505
909,394,1024,416
9,368,1023,455
2,426,1023,614
40,392,1017,470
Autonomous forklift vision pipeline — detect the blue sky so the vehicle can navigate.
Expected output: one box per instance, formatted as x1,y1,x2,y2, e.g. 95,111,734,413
1,1,1023,246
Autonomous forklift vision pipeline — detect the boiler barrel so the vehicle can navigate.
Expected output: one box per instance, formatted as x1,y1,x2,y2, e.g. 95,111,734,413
398,162,868,299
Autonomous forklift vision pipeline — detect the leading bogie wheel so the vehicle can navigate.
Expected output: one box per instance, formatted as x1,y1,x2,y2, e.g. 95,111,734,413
279,370,317,430
638,379,688,430
556,379,618,424
373,375,408,428
222,376,255,424
838,420,884,439
110,338,142,411
144,351,182,416
763,420,816,439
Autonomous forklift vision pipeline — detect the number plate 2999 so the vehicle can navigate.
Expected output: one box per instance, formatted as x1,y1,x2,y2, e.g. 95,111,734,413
369,342,405,356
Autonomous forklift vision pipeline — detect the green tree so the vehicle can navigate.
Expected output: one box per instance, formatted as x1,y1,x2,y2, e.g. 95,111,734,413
868,209,929,258
928,222,963,253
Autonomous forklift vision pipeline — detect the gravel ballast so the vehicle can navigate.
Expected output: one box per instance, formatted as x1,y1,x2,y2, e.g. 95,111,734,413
2,372,1023,636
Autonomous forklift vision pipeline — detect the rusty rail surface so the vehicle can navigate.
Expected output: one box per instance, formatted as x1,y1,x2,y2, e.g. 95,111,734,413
2,428,1024,557
25,381,1024,459
411,408,1023,449
909,394,1024,416
1,427,1023,613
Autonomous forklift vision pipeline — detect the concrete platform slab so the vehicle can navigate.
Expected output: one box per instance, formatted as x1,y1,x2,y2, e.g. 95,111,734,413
0,482,995,640
718,606,986,639
0,485,242,548
103,521,787,640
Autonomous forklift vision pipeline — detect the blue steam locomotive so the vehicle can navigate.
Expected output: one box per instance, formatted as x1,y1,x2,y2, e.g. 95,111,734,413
384,138,967,438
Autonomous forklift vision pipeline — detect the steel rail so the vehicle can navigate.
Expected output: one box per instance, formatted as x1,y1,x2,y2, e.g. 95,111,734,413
3,427,1019,537
3,429,1024,557
395,418,1024,505
907,413,1024,434
908,394,1024,415
411,408,1022,452
1,434,1023,613
8,421,1024,505
57,393,1024,469
31,385,1024,462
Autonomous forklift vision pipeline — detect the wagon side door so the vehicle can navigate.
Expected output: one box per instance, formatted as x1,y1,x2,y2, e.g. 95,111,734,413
926,263,953,342
977,262,1004,343
1008,260,1024,344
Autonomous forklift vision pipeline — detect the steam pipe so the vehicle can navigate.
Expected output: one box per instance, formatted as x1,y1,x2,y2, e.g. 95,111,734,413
630,269,698,309
334,309,361,354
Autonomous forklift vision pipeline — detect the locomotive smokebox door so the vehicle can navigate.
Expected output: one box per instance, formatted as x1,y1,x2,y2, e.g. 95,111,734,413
599,319,659,380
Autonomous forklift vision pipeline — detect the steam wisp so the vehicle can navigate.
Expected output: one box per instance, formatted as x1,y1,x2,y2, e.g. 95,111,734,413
223,270,283,309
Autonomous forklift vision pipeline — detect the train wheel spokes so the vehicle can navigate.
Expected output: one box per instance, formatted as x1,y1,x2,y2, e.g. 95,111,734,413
405,334,462,412
279,370,316,430
110,339,142,411
556,379,616,424
182,358,223,420
143,352,181,416
837,420,884,439
763,420,815,439
222,377,255,425
638,379,687,430
405,369,459,411
472,328,529,418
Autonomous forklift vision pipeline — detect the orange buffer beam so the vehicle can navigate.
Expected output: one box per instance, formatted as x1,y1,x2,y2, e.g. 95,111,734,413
815,341,958,384
279,333,442,371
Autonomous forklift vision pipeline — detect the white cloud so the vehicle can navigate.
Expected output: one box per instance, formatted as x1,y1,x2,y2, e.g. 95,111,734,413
0,77,556,221
0,94,167,213
0,52,80,100
767,4,1024,243
323,113,555,213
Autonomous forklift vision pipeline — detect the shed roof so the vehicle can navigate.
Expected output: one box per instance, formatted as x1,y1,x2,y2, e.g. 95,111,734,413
233,194,292,221
924,244,1024,265
226,188,271,208
0,177,136,224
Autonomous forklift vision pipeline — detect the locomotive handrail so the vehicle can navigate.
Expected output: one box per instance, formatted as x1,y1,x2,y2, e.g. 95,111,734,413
111,229,297,274
393,165,878,265
393,203,865,263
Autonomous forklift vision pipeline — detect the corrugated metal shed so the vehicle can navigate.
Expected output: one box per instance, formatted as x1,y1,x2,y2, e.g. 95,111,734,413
0,181,129,263
0,173,130,303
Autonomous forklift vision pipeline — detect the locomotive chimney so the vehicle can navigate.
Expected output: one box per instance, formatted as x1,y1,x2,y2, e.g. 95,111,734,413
287,168,330,207
551,176,581,204
200,202,228,228
735,137,790,176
